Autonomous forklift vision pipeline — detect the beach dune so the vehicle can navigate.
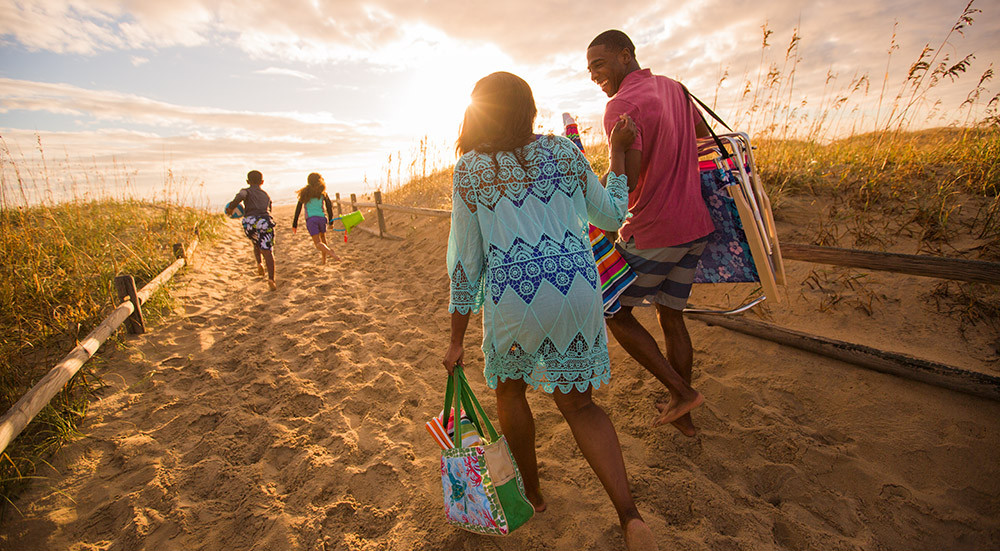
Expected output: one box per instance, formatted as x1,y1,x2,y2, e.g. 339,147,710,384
1,203,998,550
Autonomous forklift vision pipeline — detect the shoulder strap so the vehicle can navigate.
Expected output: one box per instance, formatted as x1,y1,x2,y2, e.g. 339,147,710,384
681,85,732,160
684,87,732,131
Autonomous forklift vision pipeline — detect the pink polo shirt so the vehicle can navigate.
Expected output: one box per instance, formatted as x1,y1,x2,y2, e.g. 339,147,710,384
604,69,714,248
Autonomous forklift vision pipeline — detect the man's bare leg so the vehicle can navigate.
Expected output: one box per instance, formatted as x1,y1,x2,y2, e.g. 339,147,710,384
654,304,697,437
606,306,703,427
495,379,545,512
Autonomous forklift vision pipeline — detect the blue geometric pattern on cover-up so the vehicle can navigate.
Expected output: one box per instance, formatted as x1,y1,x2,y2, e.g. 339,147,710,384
447,135,630,394
694,168,760,283
450,260,485,314
487,230,598,305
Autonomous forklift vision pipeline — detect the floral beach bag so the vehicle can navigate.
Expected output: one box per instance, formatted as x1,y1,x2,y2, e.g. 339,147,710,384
439,366,534,535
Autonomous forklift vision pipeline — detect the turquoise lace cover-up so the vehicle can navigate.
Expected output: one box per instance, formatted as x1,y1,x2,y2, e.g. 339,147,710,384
448,135,629,393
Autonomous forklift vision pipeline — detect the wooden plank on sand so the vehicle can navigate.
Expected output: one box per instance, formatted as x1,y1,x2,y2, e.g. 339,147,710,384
782,243,1000,285
687,313,1000,401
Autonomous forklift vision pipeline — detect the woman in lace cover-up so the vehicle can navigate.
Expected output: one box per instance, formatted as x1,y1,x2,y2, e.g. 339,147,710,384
442,72,657,550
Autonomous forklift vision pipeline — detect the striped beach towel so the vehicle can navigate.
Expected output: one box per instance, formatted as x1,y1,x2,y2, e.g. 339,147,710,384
426,410,482,450
589,224,636,317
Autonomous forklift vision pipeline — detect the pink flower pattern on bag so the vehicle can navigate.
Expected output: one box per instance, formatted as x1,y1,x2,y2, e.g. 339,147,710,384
464,456,482,485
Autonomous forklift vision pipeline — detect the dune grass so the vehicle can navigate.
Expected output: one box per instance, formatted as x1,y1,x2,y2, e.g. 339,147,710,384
0,150,221,514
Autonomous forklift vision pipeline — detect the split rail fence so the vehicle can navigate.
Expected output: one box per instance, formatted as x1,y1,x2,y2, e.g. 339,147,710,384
0,234,200,455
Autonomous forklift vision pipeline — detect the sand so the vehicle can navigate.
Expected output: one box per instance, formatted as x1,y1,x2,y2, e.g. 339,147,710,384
1,203,998,550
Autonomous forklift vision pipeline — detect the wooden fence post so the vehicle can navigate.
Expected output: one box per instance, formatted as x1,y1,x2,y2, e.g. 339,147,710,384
335,193,343,216
113,275,145,334
373,190,387,238
350,193,358,213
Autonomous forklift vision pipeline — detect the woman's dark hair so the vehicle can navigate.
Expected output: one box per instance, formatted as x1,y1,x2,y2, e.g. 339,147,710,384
298,172,325,202
456,72,536,156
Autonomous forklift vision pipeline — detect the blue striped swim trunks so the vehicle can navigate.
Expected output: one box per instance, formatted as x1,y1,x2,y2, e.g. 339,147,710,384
615,236,709,311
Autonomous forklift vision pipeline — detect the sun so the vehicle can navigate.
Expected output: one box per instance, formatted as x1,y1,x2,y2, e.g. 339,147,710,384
381,29,514,146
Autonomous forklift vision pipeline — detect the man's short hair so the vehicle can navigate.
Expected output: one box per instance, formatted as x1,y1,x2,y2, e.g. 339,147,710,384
589,30,636,59
247,170,263,184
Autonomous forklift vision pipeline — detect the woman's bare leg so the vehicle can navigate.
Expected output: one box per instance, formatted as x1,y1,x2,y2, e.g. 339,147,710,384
553,388,656,550
495,378,545,511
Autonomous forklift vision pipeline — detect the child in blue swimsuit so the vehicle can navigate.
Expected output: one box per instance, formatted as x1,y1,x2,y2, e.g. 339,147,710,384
292,172,340,265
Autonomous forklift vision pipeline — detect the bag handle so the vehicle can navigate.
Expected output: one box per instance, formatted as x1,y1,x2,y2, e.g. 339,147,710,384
441,366,465,448
682,85,733,160
456,368,500,443
441,365,501,448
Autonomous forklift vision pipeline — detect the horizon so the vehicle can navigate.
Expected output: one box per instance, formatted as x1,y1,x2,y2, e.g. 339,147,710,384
1,0,998,208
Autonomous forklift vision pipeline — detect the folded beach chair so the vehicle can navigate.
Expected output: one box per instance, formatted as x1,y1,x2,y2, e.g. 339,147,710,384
686,90,786,314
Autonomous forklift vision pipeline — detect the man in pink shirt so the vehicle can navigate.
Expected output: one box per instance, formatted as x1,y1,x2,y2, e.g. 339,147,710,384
587,30,711,436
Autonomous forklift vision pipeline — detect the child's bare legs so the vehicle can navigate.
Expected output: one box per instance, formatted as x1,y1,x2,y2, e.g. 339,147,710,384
495,379,545,512
253,245,265,276
312,232,339,264
553,387,654,550
254,246,276,290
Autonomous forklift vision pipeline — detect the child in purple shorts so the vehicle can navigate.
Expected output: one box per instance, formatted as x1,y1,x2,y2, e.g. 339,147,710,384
292,173,340,265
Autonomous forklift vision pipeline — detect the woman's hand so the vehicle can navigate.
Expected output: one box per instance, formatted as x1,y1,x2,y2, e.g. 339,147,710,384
610,113,636,152
444,311,471,376
443,342,464,375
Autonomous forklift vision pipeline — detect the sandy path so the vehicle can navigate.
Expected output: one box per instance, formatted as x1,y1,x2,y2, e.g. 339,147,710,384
1,204,998,550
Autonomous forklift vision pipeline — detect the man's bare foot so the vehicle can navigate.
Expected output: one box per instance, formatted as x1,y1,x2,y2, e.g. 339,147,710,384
267,279,278,291
328,253,341,262
652,391,703,427
256,263,265,277
623,518,657,551
656,401,698,437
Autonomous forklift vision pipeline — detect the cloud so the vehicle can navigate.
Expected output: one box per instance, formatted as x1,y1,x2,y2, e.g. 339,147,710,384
130,55,149,66
0,77,392,145
1,0,997,153
254,67,318,81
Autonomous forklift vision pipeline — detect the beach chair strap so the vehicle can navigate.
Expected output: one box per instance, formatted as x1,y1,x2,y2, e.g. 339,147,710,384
682,86,733,160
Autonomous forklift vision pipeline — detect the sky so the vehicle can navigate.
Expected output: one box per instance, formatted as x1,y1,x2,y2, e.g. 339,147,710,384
1,0,997,208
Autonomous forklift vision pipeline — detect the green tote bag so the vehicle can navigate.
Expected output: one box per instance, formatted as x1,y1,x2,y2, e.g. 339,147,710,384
439,366,534,535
